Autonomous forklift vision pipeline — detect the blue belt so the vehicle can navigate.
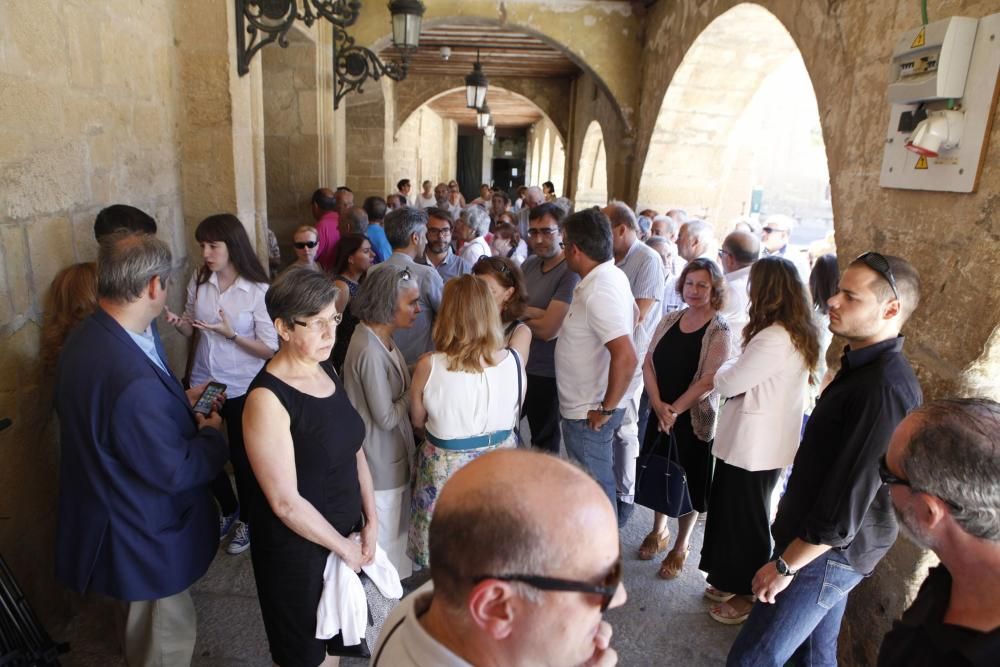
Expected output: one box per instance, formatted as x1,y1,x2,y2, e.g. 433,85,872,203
426,429,512,450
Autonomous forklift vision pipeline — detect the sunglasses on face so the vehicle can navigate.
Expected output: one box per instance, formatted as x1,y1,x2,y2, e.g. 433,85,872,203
473,554,623,612
856,251,899,301
294,241,318,249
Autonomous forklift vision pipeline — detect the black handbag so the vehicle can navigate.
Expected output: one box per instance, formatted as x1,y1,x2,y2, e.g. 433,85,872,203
635,431,694,518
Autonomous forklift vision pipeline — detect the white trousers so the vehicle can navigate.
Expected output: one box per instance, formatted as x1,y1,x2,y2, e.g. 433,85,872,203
613,385,643,505
374,485,413,579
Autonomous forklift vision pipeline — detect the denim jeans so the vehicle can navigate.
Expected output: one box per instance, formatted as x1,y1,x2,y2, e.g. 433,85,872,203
727,550,865,667
562,409,625,514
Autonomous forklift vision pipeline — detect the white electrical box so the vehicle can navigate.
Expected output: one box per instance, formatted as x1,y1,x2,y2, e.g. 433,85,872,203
888,17,978,104
880,13,1000,193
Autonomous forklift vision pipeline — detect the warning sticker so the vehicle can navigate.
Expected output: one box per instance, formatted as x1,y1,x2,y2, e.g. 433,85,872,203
915,155,928,170
911,27,926,49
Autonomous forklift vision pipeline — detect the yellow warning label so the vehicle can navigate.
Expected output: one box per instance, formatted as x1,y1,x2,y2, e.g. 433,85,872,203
911,27,926,49
915,155,928,170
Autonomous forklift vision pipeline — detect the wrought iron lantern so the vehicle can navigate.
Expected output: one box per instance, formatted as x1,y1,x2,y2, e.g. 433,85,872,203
465,49,489,110
235,1,426,108
476,102,492,130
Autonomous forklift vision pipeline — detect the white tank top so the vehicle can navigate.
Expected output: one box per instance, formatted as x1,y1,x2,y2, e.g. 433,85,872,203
423,350,523,439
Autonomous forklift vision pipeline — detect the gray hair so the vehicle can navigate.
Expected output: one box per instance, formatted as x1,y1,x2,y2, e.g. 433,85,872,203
460,205,491,237
266,266,339,325
97,230,172,303
384,206,428,250
343,207,369,235
904,398,1000,541
683,218,713,244
665,208,688,222
524,186,545,207
652,214,679,239
605,201,639,232
552,197,574,215
350,263,419,325
646,235,674,255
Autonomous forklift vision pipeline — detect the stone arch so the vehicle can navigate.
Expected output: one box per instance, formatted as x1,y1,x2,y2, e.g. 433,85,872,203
637,3,832,235
575,121,608,209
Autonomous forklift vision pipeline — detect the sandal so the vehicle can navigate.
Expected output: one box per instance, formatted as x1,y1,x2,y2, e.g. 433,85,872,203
709,597,753,625
657,548,688,580
637,531,669,561
704,585,735,603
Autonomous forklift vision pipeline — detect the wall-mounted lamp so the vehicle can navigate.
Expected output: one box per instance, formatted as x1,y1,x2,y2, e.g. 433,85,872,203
235,0,426,109
476,102,492,130
465,49,489,109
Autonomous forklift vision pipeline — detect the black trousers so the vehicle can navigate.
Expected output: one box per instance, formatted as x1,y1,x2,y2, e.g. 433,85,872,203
524,374,561,454
210,394,250,522
698,459,782,595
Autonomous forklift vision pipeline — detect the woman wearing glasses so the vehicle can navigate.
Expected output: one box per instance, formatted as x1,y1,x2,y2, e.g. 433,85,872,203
288,225,322,272
330,234,376,374
699,256,818,625
165,213,278,555
407,276,525,567
342,267,421,579
242,267,378,666
471,255,531,365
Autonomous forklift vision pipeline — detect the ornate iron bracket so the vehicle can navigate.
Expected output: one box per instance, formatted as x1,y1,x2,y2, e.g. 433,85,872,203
332,26,409,108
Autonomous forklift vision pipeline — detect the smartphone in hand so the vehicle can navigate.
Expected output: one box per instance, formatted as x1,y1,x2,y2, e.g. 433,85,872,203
193,382,227,416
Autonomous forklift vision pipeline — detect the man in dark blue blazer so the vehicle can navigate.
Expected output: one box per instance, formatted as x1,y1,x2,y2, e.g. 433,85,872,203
55,230,228,666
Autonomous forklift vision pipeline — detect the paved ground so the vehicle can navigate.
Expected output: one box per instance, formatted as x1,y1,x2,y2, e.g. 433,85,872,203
59,504,740,666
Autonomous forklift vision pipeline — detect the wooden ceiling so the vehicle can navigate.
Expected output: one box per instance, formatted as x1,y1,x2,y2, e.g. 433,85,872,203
427,87,543,128
381,24,581,79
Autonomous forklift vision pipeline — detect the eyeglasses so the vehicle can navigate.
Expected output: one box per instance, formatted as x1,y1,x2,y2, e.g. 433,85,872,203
426,227,452,236
761,226,785,235
718,248,731,258
855,252,899,301
878,454,964,512
292,313,343,332
477,255,510,274
527,227,559,238
473,555,622,612
294,241,318,249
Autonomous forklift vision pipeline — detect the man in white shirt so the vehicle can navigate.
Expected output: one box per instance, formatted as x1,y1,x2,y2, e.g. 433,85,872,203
415,180,437,208
456,205,492,266
718,230,760,339
555,208,638,515
372,449,625,667
604,202,665,527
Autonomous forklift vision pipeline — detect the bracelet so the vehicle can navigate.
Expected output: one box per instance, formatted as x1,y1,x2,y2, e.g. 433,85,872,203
226,332,237,341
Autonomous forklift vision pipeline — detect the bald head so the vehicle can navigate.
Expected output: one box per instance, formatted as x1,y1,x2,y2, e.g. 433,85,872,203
524,186,545,209
722,231,760,268
429,450,616,607
602,201,639,232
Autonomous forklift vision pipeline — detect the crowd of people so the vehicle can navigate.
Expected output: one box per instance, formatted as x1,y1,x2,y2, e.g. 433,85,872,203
42,183,999,667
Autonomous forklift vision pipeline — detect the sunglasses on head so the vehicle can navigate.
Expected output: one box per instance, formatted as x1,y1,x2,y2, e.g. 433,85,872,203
294,241,318,249
473,554,623,612
476,255,510,274
856,251,899,300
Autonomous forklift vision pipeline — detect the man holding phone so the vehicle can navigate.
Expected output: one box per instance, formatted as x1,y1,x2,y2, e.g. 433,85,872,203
54,230,228,666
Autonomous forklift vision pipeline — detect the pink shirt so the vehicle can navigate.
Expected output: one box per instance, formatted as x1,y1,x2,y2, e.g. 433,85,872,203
315,210,341,271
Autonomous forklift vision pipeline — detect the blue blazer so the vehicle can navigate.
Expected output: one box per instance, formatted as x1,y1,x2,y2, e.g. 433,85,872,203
54,308,228,601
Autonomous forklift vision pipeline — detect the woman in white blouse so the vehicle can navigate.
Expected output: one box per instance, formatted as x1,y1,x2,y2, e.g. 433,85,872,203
166,213,278,554
698,256,819,624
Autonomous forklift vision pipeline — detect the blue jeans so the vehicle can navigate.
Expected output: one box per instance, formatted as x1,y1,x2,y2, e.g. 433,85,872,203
727,550,865,667
562,410,625,514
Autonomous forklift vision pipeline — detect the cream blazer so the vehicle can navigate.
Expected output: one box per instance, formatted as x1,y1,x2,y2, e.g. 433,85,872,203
712,324,809,471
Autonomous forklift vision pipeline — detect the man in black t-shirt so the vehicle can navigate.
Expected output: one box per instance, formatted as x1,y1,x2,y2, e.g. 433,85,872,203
877,398,1000,667
728,253,923,666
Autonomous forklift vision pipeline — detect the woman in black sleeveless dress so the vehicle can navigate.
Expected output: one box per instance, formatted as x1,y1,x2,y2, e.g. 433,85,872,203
243,267,378,667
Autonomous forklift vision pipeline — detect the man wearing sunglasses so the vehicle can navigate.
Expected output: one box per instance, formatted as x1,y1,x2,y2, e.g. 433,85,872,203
729,252,923,666
372,449,625,666
878,398,1000,667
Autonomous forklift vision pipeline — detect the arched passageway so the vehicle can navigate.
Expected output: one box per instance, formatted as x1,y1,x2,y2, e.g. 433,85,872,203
575,121,609,209
638,3,832,251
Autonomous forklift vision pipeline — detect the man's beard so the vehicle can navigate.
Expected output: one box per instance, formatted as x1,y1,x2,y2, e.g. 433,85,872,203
894,504,935,550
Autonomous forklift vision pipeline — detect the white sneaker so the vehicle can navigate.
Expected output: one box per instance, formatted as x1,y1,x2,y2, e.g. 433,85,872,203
226,521,250,555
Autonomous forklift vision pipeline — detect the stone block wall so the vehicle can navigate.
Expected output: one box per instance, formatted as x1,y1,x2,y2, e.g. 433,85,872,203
0,0,189,623
386,107,457,194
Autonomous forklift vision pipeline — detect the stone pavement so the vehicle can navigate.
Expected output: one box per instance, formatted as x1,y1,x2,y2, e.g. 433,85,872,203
58,504,740,666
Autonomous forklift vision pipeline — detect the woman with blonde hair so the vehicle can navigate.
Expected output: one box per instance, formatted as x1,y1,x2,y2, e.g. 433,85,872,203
699,255,819,624
407,275,525,567
41,262,99,374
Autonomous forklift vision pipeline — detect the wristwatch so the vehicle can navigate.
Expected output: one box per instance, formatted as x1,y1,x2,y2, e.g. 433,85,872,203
775,556,797,577
595,403,615,416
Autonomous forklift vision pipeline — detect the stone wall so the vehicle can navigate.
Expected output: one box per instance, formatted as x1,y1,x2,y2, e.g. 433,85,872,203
344,80,389,197
0,0,189,623
525,116,567,194
385,107,457,196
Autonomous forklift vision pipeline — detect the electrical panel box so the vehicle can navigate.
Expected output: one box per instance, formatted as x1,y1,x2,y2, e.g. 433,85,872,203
888,17,978,104
880,13,1000,193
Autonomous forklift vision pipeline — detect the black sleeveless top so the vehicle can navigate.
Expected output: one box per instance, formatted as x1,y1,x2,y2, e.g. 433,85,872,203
244,361,365,547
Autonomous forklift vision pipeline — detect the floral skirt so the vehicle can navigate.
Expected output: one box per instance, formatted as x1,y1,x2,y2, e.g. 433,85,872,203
407,435,515,567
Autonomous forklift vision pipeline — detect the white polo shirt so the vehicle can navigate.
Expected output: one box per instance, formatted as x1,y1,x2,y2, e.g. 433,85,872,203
555,260,636,420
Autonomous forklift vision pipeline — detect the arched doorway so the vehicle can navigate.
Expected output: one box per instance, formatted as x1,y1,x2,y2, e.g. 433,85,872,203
637,3,833,254
575,120,608,210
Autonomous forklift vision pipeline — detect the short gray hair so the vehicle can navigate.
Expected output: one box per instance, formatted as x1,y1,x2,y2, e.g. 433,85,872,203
384,206,428,250
460,205,490,237
652,214,679,238
350,263,419,325
343,207,369,235
683,218,713,244
266,266,339,325
904,398,1000,541
97,230,172,303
